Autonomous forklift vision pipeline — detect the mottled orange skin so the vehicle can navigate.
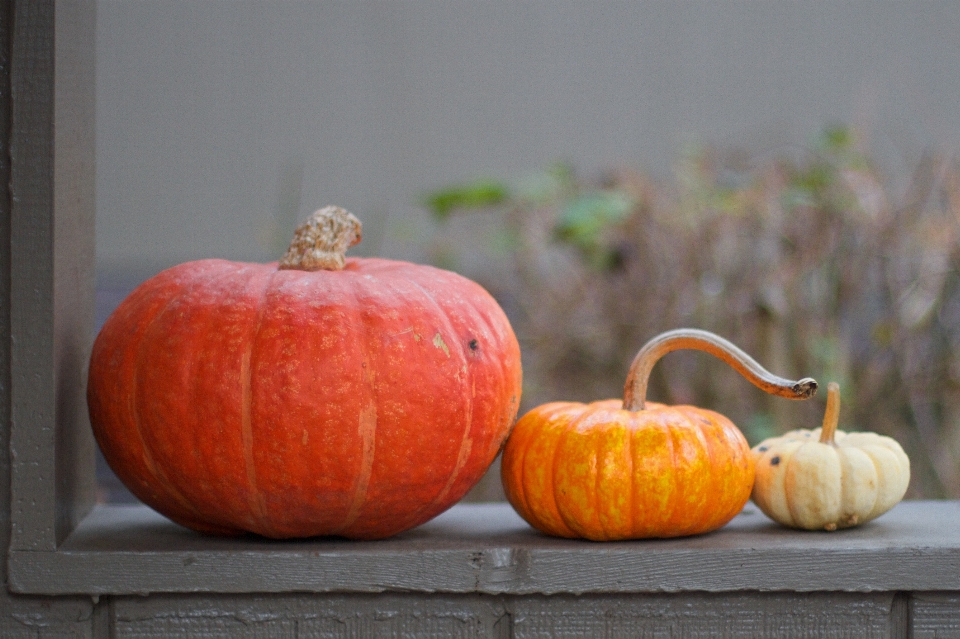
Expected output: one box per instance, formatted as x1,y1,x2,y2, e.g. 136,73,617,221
501,399,755,540
88,257,522,540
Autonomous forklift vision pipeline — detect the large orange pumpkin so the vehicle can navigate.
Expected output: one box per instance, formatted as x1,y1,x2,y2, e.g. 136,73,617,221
88,206,522,539
501,329,816,540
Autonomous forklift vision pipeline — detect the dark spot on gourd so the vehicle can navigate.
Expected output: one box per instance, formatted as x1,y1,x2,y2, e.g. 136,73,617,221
469,339,479,351
770,456,781,466
758,446,768,452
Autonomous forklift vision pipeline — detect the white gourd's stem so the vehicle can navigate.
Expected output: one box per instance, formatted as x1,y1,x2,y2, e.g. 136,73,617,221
819,382,841,445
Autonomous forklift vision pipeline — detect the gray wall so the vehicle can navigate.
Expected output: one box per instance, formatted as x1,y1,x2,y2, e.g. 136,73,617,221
96,1,960,279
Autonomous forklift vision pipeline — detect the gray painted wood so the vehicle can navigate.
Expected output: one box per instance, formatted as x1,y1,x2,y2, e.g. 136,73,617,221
0,596,95,639
8,0,96,553
111,594,509,639
51,0,98,547
507,593,900,639
104,592,904,639
911,593,960,639
10,501,960,596
0,6,99,638
10,0,59,554
0,590,923,638
0,0,14,590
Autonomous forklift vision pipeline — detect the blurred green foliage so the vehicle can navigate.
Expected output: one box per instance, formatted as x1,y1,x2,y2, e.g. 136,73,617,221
422,125,960,500
421,179,509,221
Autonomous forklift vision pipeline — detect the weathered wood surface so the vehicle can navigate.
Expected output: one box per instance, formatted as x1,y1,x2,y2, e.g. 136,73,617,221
9,0,97,555
101,592,905,639
9,501,960,596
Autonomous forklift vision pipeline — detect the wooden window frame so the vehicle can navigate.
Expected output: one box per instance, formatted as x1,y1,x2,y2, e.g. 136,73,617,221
8,1,960,613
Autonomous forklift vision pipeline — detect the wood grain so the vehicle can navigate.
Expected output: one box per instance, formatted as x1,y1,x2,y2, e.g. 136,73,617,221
10,501,960,597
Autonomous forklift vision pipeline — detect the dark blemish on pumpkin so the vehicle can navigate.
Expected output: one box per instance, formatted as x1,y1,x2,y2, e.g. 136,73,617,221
770,456,781,466
698,416,712,425
758,446,768,452
469,339,479,351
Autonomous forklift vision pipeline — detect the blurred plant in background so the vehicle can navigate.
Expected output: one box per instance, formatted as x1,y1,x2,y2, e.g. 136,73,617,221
423,126,960,499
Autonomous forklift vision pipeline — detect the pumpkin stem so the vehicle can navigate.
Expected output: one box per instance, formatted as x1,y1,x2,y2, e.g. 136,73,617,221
819,382,841,445
278,206,362,271
622,328,818,411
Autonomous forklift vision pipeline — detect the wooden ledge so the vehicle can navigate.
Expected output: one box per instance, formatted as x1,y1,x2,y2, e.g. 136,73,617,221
8,500,959,596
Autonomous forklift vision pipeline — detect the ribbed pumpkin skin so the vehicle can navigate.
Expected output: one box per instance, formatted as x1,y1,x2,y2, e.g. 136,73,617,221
88,257,522,540
751,428,910,530
501,400,755,540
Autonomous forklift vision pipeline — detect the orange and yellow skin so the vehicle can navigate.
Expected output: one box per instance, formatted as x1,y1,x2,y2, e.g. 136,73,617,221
501,400,755,540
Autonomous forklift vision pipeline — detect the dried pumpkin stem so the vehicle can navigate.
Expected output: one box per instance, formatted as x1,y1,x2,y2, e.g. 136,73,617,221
819,382,841,445
278,206,362,272
622,328,818,411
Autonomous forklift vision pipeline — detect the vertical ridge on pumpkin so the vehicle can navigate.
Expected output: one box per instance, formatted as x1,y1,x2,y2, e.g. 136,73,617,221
552,420,586,539
428,425,474,514
525,404,580,538
420,264,521,475
679,413,718,536
786,443,842,529
718,420,748,528
720,417,755,527
339,398,377,534
131,265,236,531
860,444,901,520
625,412,636,537
130,302,202,522
837,447,879,524
593,420,615,541
691,410,749,535
555,409,609,540
627,412,646,537
466,283,517,466
401,275,476,527
425,345,474,515
239,267,275,537
503,403,569,537
333,278,380,537
662,416,686,534
755,439,804,526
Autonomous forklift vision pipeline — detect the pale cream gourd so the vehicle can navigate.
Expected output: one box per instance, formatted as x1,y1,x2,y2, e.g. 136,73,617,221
751,382,910,531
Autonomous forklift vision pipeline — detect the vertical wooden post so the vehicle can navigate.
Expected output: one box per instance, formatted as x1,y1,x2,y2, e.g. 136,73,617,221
9,0,97,551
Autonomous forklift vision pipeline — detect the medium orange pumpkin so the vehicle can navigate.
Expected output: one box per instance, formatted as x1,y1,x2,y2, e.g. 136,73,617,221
88,206,522,539
501,329,817,540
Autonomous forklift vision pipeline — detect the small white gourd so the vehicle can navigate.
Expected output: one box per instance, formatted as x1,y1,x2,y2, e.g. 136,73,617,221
751,382,910,531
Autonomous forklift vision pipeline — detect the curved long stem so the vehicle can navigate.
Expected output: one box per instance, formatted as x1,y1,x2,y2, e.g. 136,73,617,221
622,328,818,411
819,382,841,445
